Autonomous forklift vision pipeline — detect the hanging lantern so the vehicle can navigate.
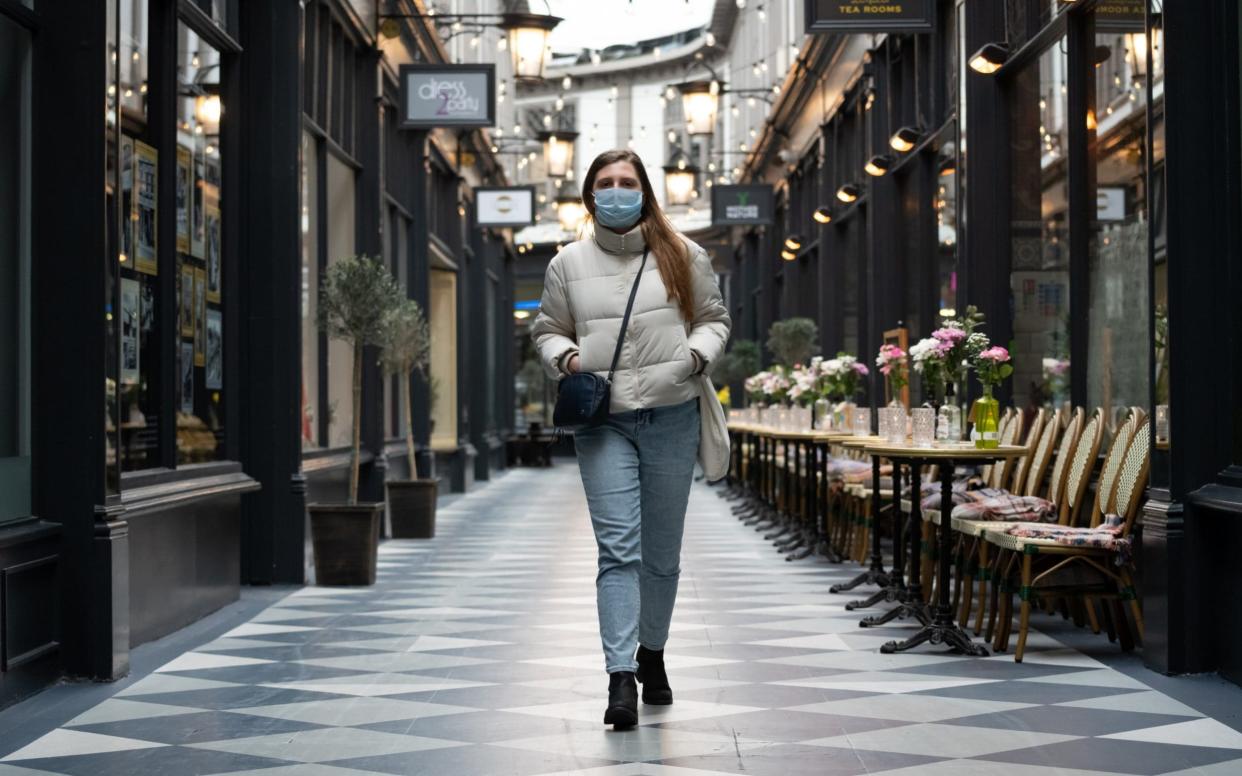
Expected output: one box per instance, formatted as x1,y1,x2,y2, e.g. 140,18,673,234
556,190,587,233
676,80,720,137
539,130,578,180
663,155,700,206
501,11,563,83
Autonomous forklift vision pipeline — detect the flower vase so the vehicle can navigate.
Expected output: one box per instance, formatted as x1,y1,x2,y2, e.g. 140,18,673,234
972,386,1000,449
813,398,831,430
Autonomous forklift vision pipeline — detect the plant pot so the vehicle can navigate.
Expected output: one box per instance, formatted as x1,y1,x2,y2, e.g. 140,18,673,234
308,502,382,586
387,479,437,539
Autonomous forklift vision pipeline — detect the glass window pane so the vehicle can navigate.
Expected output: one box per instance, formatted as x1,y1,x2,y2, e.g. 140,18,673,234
1088,13,1153,428
326,152,356,449
1010,41,1072,412
175,22,225,464
301,131,320,449
0,15,31,523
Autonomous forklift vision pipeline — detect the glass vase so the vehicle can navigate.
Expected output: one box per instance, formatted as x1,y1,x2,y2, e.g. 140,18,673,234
813,398,831,430
972,386,1001,449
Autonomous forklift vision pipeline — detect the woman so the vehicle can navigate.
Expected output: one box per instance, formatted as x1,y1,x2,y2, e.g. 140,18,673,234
531,149,731,729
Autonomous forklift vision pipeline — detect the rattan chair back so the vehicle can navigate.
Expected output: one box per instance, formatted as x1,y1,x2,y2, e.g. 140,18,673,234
1061,410,1106,527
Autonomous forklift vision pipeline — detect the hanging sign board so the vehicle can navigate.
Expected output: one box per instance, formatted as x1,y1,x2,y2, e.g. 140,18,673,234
805,0,936,34
399,64,496,129
475,187,536,228
1095,0,1146,32
711,185,774,226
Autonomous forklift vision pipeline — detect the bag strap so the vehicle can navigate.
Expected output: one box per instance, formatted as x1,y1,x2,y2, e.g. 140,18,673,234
606,248,649,384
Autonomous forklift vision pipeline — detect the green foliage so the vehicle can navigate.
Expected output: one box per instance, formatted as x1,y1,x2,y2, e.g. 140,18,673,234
316,255,403,348
766,318,819,368
714,339,762,385
380,299,431,379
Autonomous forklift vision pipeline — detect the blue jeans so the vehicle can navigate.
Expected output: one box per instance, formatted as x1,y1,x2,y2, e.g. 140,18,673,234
574,398,701,673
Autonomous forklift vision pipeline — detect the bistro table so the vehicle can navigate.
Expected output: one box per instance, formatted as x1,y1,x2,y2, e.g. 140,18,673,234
827,435,890,596
860,441,1025,656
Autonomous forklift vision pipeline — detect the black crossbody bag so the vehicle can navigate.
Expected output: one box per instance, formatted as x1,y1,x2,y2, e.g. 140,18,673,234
552,249,649,430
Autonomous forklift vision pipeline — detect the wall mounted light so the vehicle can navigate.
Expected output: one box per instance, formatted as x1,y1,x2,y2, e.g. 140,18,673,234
676,80,721,136
813,206,833,224
195,94,222,133
784,235,804,251
864,154,893,177
539,130,578,180
937,155,957,177
889,126,922,153
836,182,860,203
663,154,700,206
969,42,1010,74
781,249,797,261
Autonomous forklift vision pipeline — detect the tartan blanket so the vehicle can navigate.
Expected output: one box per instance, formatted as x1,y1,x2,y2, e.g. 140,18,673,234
1005,514,1131,564
920,486,1006,513
826,459,872,478
951,494,1057,523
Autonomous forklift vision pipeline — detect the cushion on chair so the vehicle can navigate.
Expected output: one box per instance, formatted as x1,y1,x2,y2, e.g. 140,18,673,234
951,494,1056,523
1003,515,1132,563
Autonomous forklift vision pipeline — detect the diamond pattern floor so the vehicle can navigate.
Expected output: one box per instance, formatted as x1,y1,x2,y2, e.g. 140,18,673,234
3,464,1242,775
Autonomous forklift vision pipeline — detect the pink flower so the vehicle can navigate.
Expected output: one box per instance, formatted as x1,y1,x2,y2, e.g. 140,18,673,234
853,363,869,376
932,327,966,345
880,364,892,376
979,346,1011,363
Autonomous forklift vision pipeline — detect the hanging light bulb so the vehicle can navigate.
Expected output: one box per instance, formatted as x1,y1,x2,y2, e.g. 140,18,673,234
562,75,572,90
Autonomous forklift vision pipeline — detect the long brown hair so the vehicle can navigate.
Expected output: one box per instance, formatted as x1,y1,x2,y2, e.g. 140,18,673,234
582,149,695,321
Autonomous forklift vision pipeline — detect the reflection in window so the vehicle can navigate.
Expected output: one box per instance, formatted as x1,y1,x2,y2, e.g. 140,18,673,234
1010,41,1072,413
326,152,356,448
301,131,320,449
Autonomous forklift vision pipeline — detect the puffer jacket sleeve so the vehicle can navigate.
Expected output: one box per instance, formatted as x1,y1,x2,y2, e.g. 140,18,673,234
530,254,579,379
685,245,731,371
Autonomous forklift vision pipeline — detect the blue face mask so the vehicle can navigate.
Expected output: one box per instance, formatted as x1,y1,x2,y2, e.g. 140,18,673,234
593,187,644,229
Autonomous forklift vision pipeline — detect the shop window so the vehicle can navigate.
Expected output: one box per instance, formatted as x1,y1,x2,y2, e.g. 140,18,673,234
301,131,320,449
1087,11,1157,427
0,14,32,523
429,269,458,450
325,152,357,449
175,23,226,465
1009,41,1072,413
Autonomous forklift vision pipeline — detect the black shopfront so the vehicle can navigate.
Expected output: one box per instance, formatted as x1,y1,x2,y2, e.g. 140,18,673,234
731,0,1242,683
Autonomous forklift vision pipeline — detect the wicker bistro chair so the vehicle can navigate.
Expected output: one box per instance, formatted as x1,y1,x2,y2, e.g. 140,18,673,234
982,408,1139,654
985,421,1151,662
951,408,1062,629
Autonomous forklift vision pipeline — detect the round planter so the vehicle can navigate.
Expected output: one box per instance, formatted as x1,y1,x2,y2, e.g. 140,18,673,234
387,479,437,539
308,502,382,585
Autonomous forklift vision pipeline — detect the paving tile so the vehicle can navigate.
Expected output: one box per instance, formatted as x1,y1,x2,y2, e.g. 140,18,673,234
978,737,1242,775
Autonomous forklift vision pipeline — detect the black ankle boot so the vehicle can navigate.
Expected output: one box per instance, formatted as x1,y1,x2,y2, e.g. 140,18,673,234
604,671,638,728
635,645,673,705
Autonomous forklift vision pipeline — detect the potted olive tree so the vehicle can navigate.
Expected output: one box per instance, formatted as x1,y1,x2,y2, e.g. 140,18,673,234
379,298,437,538
310,254,402,585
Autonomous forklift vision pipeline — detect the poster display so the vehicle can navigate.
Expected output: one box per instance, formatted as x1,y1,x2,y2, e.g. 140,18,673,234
205,310,223,390
134,141,158,275
191,149,206,259
176,145,192,254
180,342,194,413
121,136,134,264
180,263,195,337
205,184,222,303
194,267,207,367
120,278,140,386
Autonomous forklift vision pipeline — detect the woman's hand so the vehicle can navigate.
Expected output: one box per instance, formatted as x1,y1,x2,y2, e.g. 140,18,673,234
566,354,581,374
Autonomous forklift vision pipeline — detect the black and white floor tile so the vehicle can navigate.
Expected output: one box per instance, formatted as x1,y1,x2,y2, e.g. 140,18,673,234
3,465,1242,775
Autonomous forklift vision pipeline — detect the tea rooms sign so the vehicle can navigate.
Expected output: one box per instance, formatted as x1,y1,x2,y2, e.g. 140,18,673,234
805,0,936,33
399,64,496,129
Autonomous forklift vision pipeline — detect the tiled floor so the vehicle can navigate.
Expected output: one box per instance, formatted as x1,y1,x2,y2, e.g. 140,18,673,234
4,464,1242,775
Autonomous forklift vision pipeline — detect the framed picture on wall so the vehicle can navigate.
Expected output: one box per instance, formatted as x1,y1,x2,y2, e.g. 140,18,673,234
180,341,194,414
194,267,206,367
120,278,140,386
205,309,223,390
205,186,222,303
134,140,158,276
180,263,195,337
191,148,206,259
176,144,192,254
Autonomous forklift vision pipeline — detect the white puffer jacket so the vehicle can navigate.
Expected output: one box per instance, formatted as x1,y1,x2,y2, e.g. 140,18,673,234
531,223,731,414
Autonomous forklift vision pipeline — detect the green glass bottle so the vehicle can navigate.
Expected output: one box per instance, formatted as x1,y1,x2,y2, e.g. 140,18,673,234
973,385,1000,449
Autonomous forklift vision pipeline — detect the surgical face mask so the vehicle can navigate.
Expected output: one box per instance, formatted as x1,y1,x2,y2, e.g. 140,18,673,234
593,186,644,229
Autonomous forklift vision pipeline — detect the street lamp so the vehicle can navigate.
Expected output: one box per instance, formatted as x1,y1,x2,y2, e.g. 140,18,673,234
676,80,720,136
968,42,1010,74
502,11,563,82
556,183,587,234
663,155,700,206
540,131,578,180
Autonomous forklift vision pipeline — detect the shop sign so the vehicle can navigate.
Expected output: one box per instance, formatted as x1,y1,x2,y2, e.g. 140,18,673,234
1095,0,1146,33
475,187,535,228
399,64,495,129
1097,187,1126,221
711,185,774,226
805,0,936,34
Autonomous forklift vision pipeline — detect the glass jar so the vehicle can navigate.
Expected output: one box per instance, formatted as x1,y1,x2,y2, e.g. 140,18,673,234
813,397,831,430
912,407,936,447
852,407,872,437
